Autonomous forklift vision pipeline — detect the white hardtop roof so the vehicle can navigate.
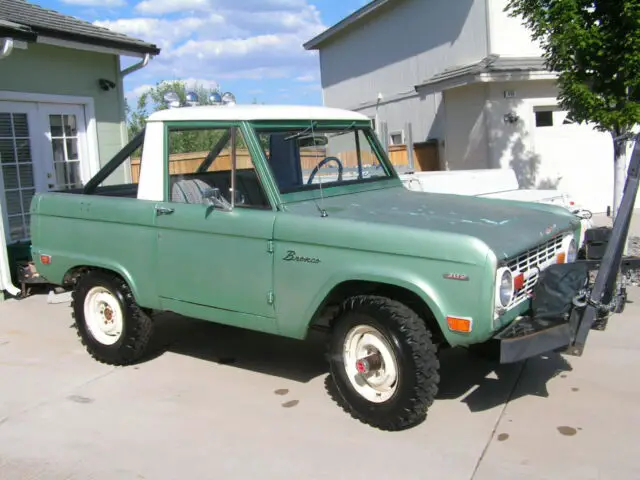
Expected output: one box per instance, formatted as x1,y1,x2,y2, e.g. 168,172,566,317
146,104,370,123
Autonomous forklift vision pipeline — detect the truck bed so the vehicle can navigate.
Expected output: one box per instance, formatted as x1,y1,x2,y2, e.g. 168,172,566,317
62,183,139,198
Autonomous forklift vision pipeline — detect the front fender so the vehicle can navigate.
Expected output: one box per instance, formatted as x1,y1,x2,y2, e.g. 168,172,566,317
304,269,446,332
274,250,493,346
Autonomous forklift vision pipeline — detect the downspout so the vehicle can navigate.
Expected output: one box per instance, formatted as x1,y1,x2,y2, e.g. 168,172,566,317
0,38,14,59
484,0,493,56
120,53,150,78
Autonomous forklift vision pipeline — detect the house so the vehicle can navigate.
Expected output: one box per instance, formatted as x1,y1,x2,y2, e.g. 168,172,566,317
0,0,160,298
304,0,617,214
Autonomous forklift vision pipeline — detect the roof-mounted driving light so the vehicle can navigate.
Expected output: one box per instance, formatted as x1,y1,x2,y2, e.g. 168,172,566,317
209,92,223,105
222,92,236,105
163,91,181,109
185,91,200,107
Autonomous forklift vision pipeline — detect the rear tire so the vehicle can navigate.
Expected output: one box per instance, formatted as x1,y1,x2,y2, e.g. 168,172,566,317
72,270,153,366
327,295,440,431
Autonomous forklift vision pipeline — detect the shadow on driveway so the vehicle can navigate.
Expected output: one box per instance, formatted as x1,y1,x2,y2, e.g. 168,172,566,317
122,312,573,413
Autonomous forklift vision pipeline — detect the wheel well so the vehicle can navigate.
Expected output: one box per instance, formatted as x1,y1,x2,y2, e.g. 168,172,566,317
62,266,123,288
308,280,448,347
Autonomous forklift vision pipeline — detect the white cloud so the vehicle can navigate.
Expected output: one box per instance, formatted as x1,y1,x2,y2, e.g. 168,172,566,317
62,0,125,6
97,0,326,105
295,74,315,82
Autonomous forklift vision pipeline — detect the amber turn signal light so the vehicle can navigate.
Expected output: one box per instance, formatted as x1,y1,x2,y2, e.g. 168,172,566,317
40,254,51,265
447,316,472,333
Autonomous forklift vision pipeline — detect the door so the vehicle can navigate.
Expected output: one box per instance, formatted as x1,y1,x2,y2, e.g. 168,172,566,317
0,101,92,243
39,104,89,191
0,102,40,243
154,123,276,319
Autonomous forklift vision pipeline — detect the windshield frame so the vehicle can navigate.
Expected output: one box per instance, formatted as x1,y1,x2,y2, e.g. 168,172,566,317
248,120,401,203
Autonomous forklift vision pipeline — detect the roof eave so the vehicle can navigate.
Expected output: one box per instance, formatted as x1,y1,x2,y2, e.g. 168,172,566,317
0,28,37,43
0,21,37,43
33,28,160,56
304,0,395,50
415,69,557,93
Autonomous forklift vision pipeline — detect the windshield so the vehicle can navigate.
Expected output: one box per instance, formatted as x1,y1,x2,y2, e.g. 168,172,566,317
253,124,393,194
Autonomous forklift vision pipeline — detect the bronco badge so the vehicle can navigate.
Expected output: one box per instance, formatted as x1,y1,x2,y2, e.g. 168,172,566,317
282,250,321,264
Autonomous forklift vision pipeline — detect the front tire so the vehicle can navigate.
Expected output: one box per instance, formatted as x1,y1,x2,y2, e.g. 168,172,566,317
327,295,440,431
72,270,154,366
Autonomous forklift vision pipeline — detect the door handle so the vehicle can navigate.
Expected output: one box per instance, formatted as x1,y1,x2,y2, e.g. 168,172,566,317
155,206,175,216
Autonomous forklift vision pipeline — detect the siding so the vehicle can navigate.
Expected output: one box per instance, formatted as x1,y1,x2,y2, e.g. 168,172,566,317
318,0,488,145
0,42,125,169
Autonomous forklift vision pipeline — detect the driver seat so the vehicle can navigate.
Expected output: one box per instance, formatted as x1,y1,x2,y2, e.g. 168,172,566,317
267,133,303,191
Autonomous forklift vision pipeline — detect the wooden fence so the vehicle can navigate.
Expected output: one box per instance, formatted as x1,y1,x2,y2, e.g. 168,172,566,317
129,142,440,183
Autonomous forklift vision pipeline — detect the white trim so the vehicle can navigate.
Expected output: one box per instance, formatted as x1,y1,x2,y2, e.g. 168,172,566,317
0,201,20,296
37,36,148,59
389,130,405,146
477,71,558,82
0,91,101,178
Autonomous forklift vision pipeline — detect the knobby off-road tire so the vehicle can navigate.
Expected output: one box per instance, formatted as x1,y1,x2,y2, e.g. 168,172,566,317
327,295,440,431
72,270,154,366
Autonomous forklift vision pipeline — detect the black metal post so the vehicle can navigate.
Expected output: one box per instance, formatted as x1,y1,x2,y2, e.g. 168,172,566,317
570,136,640,355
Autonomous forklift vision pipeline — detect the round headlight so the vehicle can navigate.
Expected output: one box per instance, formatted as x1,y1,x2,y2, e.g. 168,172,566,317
496,268,514,308
567,238,577,263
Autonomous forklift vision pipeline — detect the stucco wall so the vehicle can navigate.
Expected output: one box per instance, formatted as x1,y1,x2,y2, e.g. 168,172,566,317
443,83,490,170
0,42,126,169
486,0,543,57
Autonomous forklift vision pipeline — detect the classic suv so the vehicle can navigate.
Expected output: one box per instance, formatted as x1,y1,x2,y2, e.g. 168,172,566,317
29,103,582,431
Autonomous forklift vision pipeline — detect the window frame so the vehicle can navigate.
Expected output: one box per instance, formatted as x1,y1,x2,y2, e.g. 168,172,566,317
248,120,399,203
161,120,278,212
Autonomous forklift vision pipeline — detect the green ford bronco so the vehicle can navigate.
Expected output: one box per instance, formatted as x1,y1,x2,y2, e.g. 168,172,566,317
29,100,602,431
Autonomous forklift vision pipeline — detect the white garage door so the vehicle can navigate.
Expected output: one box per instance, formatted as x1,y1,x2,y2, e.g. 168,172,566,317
532,106,613,214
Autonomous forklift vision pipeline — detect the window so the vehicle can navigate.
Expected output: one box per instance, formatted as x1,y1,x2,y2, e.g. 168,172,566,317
254,124,391,194
389,131,404,146
535,109,554,127
0,112,34,241
49,114,82,190
166,126,270,209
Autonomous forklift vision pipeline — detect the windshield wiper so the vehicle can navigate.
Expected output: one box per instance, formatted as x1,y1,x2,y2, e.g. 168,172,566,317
325,122,356,138
284,122,318,141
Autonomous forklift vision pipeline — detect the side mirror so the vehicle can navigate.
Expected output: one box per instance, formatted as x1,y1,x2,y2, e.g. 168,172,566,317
202,187,232,211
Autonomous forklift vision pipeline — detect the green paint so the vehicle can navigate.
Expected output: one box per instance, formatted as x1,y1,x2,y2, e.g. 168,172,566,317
0,43,126,174
29,116,580,348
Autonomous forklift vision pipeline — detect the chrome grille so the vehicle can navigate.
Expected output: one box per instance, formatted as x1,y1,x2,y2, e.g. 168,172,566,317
506,234,565,308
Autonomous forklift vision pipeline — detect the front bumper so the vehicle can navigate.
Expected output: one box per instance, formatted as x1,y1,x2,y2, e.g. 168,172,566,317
494,315,574,364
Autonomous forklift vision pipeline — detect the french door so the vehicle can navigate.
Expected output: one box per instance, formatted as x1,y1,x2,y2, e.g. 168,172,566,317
39,104,88,191
0,101,90,243
0,103,39,242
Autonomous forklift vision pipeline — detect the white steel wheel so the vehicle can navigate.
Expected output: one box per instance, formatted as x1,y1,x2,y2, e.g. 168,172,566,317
83,286,124,346
342,324,399,403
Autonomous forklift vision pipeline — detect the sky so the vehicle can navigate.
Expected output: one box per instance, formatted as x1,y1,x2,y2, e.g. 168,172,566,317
37,0,372,107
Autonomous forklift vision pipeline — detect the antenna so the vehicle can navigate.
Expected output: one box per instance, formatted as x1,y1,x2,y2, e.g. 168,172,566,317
310,120,328,218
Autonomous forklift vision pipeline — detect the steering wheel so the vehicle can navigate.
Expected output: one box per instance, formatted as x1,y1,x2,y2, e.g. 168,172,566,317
307,156,344,185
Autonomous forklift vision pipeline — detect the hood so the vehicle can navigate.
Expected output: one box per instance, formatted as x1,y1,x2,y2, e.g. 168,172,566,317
284,186,579,260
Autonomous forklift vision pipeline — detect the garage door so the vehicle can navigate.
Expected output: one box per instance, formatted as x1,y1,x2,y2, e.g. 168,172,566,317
532,106,613,214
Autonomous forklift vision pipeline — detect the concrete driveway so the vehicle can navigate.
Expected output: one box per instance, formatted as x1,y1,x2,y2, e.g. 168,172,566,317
1,286,639,479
